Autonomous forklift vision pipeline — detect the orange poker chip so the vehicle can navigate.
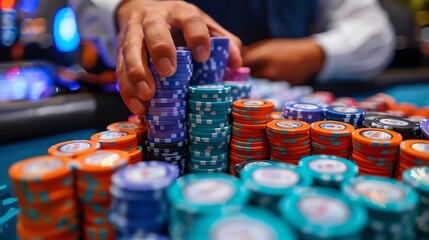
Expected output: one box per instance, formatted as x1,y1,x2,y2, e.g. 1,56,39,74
233,99,275,112
129,148,143,163
230,152,269,161
267,120,310,135
230,139,269,148
269,139,310,148
414,107,429,117
230,143,268,152
232,112,272,121
11,174,73,193
352,128,403,147
352,143,398,155
230,148,269,157
91,130,137,146
83,225,116,240
232,126,267,134
310,137,351,146
83,202,110,216
14,189,74,207
73,150,129,174
16,218,78,239
233,122,267,130
231,135,268,143
311,121,355,137
9,155,73,184
48,140,100,158
18,209,78,229
391,102,417,117
399,153,429,167
352,150,397,163
271,111,285,120
400,140,429,160
107,121,146,133
233,118,273,125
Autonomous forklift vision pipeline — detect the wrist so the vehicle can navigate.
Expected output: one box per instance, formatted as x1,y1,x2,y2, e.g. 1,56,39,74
302,38,325,79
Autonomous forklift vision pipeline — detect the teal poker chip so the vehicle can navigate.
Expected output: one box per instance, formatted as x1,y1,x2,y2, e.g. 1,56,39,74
189,134,230,143
188,100,232,109
241,163,312,196
188,122,230,129
189,157,228,166
189,165,228,173
402,166,429,194
188,95,233,102
188,207,296,240
191,108,232,116
190,149,228,158
189,85,231,94
188,117,229,125
188,162,228,171
167,173,249,214
341,176,419,213
189,105,230,112
299,155,358,187
189,129,231,138
279,187,368,239
189,153,228,161
189,126,231,135
188,113,229,120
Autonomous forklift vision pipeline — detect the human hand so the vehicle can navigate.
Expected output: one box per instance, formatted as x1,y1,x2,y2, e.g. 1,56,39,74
115,0,242,114
242,38,324,85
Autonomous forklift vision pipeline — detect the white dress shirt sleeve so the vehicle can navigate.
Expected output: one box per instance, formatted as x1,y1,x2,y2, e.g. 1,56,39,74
69,0,121,68
313,0,396,82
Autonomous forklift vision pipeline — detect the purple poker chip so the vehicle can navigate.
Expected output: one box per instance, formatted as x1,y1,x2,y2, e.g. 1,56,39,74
148,135,187,143
145,119,185,126
155,80,190,87
149,97,184,104
152,71,192,78
147,100,187,108
420,118,429,139
147,131,187,140
145,139,188,149
148,127,187,136
147,152,189,162
146,114,186,121
146,110,186,117
155,89,187,95
153,92,187,99
155,84,189,90
111,161,179,191
147,106,186,112
148,123,186,131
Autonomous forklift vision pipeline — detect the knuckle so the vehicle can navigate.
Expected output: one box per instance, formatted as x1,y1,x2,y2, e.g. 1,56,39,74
127,64,145,80
149,41,171,53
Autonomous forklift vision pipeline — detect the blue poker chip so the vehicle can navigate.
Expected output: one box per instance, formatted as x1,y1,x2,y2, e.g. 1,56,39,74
110,197,168,217
149,97,185,104
145,139,188,149
279,187,367,239
324,106,366,118
155,84,189,90
147,101,187,108
283,102,324,115
145,119,185,126
109,211,167,232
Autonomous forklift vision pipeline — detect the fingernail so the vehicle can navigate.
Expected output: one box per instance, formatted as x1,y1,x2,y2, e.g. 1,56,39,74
157,57,174,75
195,45,208,61
137,81,149,99
129,98,142,113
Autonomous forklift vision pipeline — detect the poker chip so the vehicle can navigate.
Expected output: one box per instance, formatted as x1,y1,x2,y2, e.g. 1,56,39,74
188,85,232,173
342,176,418,239
191,37,229,85
110,161,179,238
299,155,358,189
402,166,429,236
91,130,138,153
230,99,274,169
368,116,421,140
9,156,79,239
73,150,129,236
144,48,192,174
241,163,312,211
107,121,148,146
351,128,402,177
233,160,273,177
271,111,285,120
394,140,429,180
279,187,367,239
167,173,249,240
310,121,354,158
188,207,296,240
221,81,251,101
283,102,324,123
420,118,429,139
222,67,250,81
266,120,311,165
324,105,366,128
48,140,100,158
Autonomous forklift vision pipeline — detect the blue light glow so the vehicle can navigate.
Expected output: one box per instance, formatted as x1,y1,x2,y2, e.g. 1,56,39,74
18,0,38,13
53,7,80,52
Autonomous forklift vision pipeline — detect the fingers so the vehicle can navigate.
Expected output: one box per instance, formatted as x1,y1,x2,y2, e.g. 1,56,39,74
142,13,177,77
122,18,156,101
171,2,211,62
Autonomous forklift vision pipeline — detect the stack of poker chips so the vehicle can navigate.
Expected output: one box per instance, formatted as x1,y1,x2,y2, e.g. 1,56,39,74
402,167,429,237
266,120,311,165
145,48,192,175
279,187,367,240
107,121,146,164
222,67,250,81
310,121,355,158
48,140,100,158
109,161,178,239
394,140,429,180
234,160,273,178
282,102,324,123
0,184,19,239
188,207,296,240
324,105,366,128
299,155,358,189
187,85,232,173
366,115,421,140
167,174,249,240
9,156,80,239
230,99,274,171
192,37,229,85
221,81,252,101
342,176,418,239
351,128,402,177
91,130,138,153
73,150,129,239
241,163,312,212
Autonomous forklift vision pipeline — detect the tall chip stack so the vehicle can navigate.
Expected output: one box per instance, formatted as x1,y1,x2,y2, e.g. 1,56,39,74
310,121,354,158
324,106,366,128
187,85,232,173
351,128,402,177
167,174,249,240
299,155,358,189
402,166,429,237
48,140,100,158
282,102,324,123
191,37,229,85
394,140,429,180
266,120,311,165
230,99,274,173
222,67,251,101
279,187,368,240
107,122,145,164
109,161,178,239
342,176,418,240
145,48,192,175
9,156,80,240
241,163,312,212
91,130,138,153
73,150,129,240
